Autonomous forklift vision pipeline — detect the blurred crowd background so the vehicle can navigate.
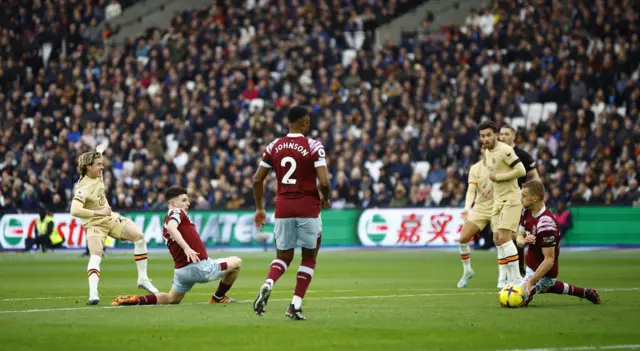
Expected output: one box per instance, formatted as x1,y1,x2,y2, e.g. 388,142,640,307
1,0,639,215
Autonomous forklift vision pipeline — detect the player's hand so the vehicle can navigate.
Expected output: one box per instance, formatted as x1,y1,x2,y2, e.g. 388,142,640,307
524,234,536,245
522,281,533,296
254,209,267,230
482,184,493,198
321,198,331,209
94,206,112,217
489,173,498,182
184,247,201,263
461,211,468,221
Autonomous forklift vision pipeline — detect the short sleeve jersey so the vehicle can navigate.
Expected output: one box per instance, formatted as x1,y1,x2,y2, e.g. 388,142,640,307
485,141,522,204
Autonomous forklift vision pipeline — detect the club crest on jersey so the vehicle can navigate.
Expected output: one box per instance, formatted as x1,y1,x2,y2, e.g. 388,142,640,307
492,157,497,164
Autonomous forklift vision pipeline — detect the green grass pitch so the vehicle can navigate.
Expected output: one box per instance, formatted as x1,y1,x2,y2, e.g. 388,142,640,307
0,249,639,351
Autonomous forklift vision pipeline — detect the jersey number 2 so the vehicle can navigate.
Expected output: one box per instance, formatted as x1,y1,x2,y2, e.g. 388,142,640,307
281,157,297,184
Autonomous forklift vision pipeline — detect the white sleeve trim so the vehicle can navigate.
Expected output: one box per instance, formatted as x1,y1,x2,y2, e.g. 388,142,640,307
314,159,327,167
260,161,272,168
519,225,525,233
169,209,182,224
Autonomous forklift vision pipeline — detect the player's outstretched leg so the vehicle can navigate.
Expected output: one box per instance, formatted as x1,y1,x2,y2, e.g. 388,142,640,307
254,250,293,315
548,280,600,304
210,256,242,304
457,222,479,288
112,289,186,306
121,223,158,294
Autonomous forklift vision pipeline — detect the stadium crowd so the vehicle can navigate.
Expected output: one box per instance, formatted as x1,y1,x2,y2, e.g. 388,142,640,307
0,0,639,215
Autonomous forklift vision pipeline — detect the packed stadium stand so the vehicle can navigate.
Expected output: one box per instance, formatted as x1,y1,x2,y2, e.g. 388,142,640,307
0,0,639,215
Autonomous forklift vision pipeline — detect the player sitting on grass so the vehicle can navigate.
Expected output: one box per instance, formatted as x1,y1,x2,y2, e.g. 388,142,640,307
112,186,242,306
517,180,600,306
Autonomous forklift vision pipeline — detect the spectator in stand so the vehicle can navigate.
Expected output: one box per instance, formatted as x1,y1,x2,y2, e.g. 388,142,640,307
554,202,573,239
0,0,638,216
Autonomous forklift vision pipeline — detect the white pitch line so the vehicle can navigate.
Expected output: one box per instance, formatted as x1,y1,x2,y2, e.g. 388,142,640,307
0,296,86,302
0,292,499,314
2,287,639,303
0,288,495,302
497,345,640,351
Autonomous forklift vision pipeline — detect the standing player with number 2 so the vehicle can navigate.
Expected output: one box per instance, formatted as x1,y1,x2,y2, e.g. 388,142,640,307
252,106,331,320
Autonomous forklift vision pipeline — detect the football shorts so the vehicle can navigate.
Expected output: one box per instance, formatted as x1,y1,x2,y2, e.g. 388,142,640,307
467,209,492,232
85,213,131,241
273,217,322,250
172,258,226,293
491,202,523,233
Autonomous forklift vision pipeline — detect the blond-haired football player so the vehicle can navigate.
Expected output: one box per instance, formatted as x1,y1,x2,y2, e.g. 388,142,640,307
70,148,158,305
477,121,526,287
457,146,493,288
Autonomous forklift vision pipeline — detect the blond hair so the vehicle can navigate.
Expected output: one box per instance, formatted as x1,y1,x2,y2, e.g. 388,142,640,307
77,151,102,177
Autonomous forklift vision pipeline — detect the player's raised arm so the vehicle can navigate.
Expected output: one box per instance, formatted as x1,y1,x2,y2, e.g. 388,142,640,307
166,214,200,263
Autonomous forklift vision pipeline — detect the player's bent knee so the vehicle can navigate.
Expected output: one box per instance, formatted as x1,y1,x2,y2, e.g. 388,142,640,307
121,223,144,242
89,248,104,256
167,291,185,304
225,256,242,270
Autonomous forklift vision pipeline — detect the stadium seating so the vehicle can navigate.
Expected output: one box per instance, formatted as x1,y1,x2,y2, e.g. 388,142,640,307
1,0,639,214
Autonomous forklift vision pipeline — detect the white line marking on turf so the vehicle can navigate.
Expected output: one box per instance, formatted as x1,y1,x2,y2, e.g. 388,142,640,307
0,288,495,302
0,296,86,302
0,292,500,314
1,287,639,314
2,287,639,303
498,345,640,351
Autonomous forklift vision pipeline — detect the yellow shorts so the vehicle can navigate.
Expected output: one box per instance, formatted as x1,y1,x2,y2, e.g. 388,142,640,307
468,210,492,231
85,213,131,241
491,202,523,233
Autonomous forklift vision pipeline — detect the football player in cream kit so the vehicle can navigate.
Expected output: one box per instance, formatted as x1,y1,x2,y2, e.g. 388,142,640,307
70,146,158,305
477,121,527,287
457,146,493,288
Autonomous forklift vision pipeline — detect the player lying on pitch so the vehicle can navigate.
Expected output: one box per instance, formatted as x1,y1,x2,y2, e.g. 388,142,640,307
517,180,600,306
112,186,242,306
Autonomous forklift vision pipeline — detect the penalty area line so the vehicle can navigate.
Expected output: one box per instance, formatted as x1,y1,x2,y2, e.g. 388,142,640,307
497,344,640,351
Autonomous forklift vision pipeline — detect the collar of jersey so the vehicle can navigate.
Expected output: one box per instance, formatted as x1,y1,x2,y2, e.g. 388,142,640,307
532,206,546,218
287,133,304,138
